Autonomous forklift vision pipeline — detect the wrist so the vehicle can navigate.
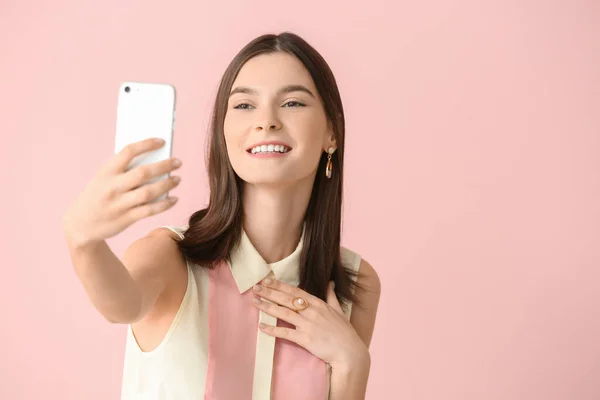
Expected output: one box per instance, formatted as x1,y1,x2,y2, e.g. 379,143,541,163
332,348,371,375
62,220,98,252
64,228,102,253
329,350,371,400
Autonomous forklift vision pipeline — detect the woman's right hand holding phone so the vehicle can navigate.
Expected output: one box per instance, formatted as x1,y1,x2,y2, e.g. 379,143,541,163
62,138,182,249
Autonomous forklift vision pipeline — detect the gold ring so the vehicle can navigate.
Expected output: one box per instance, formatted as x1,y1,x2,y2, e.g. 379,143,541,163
291,296,309,312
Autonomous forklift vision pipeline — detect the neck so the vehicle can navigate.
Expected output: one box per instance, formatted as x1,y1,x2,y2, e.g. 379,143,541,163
242,176,314,264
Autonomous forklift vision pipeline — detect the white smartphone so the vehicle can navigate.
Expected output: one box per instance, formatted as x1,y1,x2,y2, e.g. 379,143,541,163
114,81,176,202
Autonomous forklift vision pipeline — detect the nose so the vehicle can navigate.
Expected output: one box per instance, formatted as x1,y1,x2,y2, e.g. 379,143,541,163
255,108,282,132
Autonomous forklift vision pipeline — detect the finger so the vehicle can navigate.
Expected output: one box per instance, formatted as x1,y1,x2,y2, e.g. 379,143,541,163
115,157,182,194
258,322,308,347
253,282,297,311
256,280,322,318
109,138,168,174
261,278,320,306
252,297,305,327
120,195,178,225
115,175,181,211
326,281,344,315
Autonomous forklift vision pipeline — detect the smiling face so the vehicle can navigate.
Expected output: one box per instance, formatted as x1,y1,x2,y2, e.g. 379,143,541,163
223,52,336,187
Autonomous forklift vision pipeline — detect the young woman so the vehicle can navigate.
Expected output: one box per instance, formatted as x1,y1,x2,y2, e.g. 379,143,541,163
62,32,381,400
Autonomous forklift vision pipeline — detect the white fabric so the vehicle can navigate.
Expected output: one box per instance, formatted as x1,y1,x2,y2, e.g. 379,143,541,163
120,225,362,399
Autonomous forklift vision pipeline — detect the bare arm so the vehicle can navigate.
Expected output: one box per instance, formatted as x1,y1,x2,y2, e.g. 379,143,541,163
61,138,183,323
329,258,381,400
65,227,184,324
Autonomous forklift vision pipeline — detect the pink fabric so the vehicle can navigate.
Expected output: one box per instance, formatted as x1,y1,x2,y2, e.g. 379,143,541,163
204,262,259,399
204,262,327,399
271,319,328,400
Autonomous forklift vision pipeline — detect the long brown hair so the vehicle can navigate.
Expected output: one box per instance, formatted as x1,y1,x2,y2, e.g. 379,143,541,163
177,32,362,308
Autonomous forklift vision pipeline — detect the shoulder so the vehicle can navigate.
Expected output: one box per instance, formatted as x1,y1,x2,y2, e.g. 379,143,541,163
340,246,381,292
122,226,188,299
340,246,361,273
358,259,381,294
340,246,381,348
135,225,186,258
124,226,184,262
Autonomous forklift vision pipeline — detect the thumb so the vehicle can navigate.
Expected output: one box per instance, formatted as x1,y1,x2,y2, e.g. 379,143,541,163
326,281,344,315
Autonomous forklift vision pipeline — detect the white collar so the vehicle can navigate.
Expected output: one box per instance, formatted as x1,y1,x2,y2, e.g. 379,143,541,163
227,227,304,293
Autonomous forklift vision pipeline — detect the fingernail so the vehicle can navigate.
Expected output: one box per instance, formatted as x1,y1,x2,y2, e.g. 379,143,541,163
263,278,273,285
155,138,165,145
172,176,181,183
253,297,261,304
259,323,267,329
169,197,178,203
253,284,262,292
172,159,181,167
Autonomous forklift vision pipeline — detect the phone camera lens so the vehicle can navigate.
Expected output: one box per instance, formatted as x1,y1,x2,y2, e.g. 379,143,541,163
124,86,130,93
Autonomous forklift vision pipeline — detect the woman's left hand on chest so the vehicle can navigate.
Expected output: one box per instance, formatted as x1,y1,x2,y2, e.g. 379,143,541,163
252,278,368,369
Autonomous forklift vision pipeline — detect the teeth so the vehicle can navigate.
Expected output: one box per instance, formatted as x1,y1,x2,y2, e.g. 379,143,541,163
250,144,290,154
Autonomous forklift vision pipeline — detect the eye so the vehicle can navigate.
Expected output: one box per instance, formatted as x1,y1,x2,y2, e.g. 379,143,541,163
234,103,254,110
282,101,306,108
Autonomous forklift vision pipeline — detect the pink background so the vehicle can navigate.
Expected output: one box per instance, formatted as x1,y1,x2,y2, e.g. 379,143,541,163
1,1,599,399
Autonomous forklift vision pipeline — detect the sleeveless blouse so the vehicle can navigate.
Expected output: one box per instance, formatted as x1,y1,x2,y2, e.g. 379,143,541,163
120,225,362,399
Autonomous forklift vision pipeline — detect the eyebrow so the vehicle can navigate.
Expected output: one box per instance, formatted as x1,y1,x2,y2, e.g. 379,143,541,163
229,84,315,98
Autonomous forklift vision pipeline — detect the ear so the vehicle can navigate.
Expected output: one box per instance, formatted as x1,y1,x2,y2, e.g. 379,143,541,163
323,131,337,153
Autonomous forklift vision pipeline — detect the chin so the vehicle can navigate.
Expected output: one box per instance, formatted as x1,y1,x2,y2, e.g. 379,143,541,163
239,170,317,191
240,175,295,188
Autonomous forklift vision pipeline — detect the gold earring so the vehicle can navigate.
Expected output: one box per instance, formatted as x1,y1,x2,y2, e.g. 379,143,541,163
326,147,335,179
